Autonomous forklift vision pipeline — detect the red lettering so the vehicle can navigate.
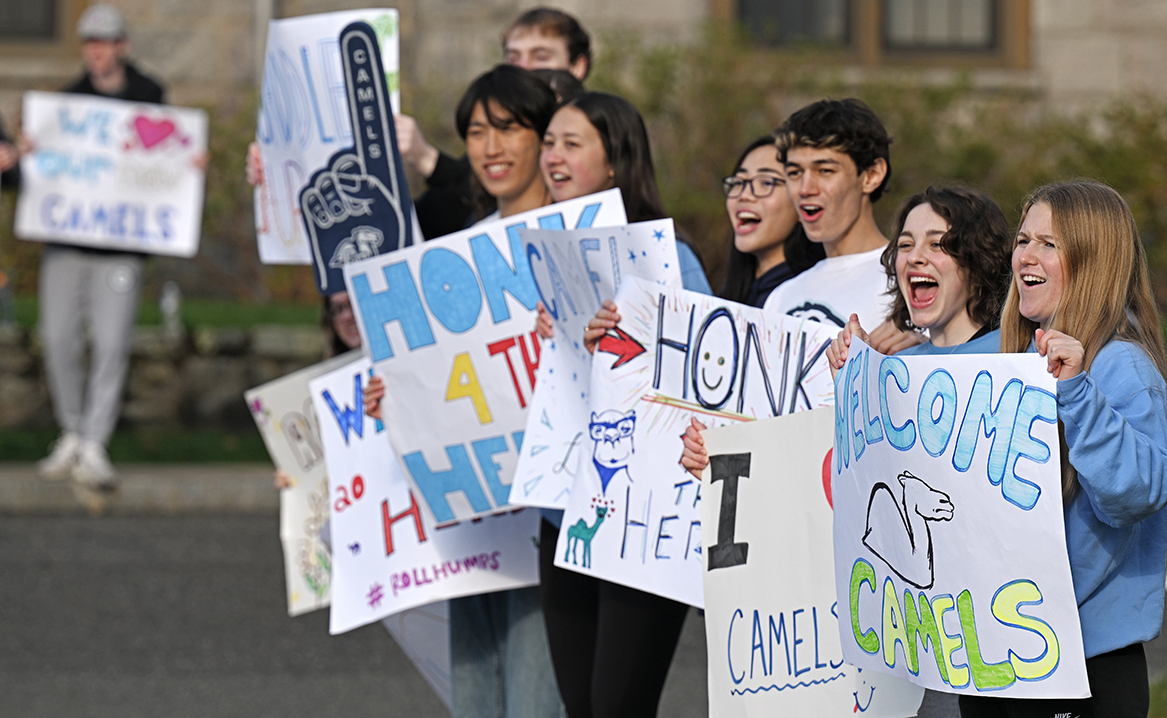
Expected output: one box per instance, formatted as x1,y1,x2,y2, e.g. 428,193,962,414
382,492,427,556
488,336,525,408
519,331,541,388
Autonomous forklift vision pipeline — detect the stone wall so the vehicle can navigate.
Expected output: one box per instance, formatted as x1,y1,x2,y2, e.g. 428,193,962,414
0,323,328,432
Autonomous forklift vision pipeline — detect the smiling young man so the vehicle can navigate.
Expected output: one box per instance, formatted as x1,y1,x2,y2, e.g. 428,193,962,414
762,98,895,331
403,8,591,238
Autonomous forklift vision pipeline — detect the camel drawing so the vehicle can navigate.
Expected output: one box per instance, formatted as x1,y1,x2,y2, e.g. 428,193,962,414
564,506,609,569
862,471,954,589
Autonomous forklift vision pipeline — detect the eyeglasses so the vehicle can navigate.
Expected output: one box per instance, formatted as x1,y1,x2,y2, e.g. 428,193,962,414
722,175,782,199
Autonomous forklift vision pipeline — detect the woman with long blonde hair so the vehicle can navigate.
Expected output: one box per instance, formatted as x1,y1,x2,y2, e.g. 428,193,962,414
962,180,1167,717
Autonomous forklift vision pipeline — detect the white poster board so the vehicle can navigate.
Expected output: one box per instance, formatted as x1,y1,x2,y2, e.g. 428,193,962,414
554,277,837,607
310,356,541,635
509,219,682,509
245,350,361,616
832,339,1087,698
344,189,628,525
702,411,924,717
254,9,400,265
16,91,207,256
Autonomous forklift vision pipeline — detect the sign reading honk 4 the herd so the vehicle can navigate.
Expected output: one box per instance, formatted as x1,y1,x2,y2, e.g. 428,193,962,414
16,91,207,256
344,189,627,525
832,338,1088,698
554,277,836,608
254,9,401,266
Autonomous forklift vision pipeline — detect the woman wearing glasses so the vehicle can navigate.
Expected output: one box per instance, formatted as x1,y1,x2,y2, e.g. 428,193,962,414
719,135,824,306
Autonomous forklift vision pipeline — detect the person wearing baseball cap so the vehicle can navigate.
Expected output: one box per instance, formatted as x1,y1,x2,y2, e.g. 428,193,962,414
34,3,166,488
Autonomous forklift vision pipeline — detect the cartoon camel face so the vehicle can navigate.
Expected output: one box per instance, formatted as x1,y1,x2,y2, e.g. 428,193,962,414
862,471,954,589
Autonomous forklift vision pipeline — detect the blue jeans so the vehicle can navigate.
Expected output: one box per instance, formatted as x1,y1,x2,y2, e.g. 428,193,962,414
450,586,566,718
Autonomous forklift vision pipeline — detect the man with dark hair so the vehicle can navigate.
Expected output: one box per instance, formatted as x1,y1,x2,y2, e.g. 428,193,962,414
762,98,897,331
398,7,591,237
35,3,166,487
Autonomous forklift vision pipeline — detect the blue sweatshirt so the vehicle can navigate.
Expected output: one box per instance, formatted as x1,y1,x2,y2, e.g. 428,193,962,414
1056,339,1167,658
897,328,1001,356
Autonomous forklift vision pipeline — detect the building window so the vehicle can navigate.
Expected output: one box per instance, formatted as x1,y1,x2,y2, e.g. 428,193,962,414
0,0,57,40
739,0,848,47
884,0,994,51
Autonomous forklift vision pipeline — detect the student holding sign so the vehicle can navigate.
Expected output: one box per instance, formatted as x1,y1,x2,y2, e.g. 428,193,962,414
825,185,1013,369
536,92,711,718
959,181,1167,717
718,135,824,307
366,65,565,718
35,4,166,488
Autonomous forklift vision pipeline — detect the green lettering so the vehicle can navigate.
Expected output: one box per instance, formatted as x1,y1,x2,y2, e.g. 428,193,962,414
850,559,880,654
903,590,950,682
957,589,1016,690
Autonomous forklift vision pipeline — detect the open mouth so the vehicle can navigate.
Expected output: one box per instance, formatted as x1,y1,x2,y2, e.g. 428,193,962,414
734,210,761,232
548,170,571,184
799,204,824,222
484,162,511,180
907,274,939,308
1021,273,1046,287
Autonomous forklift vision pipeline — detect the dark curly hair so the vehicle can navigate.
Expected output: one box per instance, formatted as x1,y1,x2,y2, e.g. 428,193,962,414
880,185,1012,333
774,98,892,202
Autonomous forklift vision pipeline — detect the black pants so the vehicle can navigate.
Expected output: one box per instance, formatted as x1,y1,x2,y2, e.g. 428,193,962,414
958,643,1147,718
539,519,690,718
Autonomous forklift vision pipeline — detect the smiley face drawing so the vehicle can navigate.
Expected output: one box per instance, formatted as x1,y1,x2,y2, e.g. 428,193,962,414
853,668,875,713
692,308,738,409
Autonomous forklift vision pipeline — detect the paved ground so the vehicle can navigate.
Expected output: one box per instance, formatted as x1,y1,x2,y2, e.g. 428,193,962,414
2,462,1165,717
0,463,707,718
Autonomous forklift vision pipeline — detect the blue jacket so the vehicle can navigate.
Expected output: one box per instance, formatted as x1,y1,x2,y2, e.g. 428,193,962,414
898,328,1001,356
1058,339,1167,657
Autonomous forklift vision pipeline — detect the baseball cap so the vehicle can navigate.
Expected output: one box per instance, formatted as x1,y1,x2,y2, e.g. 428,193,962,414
77,4,127,41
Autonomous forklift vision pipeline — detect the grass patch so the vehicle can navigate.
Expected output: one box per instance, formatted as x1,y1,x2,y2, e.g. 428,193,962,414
1152,673,1167,718
11,295,319,329
1,429,272,463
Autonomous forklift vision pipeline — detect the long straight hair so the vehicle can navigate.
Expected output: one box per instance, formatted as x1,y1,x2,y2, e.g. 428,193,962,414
1001,180,1167,501
719,135,823,303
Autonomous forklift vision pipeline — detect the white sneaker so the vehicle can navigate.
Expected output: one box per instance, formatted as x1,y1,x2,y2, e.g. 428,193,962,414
72,440,117,489
37,432,81,481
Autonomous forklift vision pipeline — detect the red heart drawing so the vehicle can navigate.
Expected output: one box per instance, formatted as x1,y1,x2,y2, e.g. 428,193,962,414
822,448,833,509
133,116,176,149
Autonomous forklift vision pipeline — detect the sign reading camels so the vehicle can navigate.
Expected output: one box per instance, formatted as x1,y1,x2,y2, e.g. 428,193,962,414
831,338,1089,699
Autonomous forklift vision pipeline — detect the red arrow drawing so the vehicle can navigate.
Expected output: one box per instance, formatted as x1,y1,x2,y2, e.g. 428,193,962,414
596,326,646,368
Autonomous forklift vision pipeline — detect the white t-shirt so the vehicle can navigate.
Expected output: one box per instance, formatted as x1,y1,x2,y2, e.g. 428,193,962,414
761,246,892,331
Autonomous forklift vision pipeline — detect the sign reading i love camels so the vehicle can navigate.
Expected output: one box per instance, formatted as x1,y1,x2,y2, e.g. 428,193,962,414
16,91,208,257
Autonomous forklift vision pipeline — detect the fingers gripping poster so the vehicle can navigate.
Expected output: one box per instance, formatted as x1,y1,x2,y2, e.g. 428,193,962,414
701,411,924,718
245,350,361,616
344,189,627,525
832,339,1087,698
554,277,837,607
16,91,207,256
509,219,679,510
309,356,540,635
254,9,401,266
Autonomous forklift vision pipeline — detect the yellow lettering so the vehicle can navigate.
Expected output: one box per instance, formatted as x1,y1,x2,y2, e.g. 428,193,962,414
446,352,492,423
992,580,1060,681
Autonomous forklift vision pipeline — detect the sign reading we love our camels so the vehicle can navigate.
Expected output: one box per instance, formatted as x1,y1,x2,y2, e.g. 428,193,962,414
16,91,207,257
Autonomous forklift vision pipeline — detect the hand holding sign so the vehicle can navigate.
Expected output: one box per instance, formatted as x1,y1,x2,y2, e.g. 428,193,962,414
300,21,413,294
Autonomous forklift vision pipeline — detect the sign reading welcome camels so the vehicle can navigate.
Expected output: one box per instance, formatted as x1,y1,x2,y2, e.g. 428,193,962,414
831,338,1087,698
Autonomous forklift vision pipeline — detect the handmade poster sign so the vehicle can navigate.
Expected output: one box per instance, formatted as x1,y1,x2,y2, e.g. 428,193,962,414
381,602,453,710
300,21,414,294
16,91,207,256
254,9,401,266
701,411,924,717
344,189,627,525
310,356,540,634
554,277,837,607
245,350,361,616
832,338,1087,698
509,219,681,509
